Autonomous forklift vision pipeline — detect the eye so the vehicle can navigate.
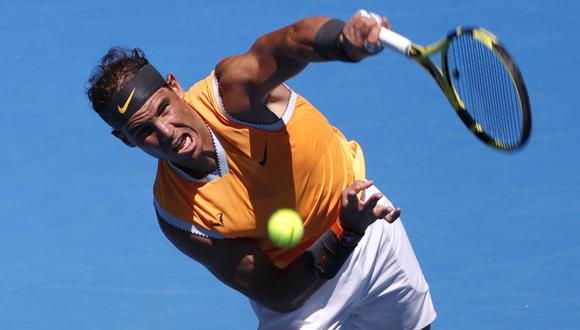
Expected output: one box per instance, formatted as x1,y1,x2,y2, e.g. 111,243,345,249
158,100,169,116
135,124,154,140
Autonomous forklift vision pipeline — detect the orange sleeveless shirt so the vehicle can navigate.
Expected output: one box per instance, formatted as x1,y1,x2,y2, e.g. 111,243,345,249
154,72,365,268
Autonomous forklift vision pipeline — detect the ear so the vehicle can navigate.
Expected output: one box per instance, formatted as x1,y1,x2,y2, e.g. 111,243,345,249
166,73,185,98
111,130,136,148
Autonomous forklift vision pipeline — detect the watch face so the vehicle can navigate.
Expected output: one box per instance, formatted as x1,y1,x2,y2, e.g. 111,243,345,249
341,232,360,246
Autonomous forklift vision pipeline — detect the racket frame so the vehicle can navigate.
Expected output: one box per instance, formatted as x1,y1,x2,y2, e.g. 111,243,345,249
380,26,531,151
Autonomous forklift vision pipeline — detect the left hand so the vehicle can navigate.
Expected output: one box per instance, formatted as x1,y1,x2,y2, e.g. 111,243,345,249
339,180,401,235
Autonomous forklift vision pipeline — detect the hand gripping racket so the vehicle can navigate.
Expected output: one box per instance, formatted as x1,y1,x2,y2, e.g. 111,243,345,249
379,26,532,151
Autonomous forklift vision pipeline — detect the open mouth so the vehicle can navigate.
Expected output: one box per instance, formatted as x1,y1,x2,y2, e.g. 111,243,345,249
172,134,195,154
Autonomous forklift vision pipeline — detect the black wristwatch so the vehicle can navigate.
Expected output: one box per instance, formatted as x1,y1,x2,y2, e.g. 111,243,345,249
335,229,363,247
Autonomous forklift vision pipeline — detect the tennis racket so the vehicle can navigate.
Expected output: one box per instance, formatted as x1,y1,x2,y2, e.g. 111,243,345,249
379,26,532,151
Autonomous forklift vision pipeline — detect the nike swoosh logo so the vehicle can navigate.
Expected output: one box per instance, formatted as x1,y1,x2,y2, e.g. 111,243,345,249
117,88,136,114
210,212,225,227
258,141,268,166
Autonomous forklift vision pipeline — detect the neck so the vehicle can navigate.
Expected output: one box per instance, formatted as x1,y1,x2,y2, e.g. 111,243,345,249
177,153,218,179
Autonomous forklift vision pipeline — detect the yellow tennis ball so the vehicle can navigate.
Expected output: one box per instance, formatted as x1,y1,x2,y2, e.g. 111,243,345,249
268,208,304,248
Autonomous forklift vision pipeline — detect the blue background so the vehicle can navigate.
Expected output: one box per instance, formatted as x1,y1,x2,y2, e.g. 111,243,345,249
1,0,579,329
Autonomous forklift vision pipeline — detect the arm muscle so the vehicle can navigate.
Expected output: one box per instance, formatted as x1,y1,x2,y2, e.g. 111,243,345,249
157,215,324,312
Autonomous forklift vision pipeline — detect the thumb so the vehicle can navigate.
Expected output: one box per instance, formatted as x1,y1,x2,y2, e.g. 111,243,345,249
385,207,401,223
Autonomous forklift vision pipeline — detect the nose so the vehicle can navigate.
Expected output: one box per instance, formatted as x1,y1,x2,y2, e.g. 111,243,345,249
153,118,172,142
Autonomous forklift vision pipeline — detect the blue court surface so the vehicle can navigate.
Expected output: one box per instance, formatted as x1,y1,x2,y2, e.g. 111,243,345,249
1,0,579,329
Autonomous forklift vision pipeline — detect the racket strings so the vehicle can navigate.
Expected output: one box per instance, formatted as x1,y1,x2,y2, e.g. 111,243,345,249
471,36,515,145
447,33,524,148
454,35,508,141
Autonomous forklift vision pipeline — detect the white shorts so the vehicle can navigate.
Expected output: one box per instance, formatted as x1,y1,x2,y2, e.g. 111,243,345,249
250,185,436,330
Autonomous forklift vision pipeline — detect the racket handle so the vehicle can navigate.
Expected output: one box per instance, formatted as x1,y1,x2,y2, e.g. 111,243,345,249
379,28,412,56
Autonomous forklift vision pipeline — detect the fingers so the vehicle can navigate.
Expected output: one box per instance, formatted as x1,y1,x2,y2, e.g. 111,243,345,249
362,191,383,211
355,10,385,53
348,179,374,194
382,17,392,30
357,10,389,30
385,207,401,223
356,10,381,34
367,22,381,45
345,190,359,210
362,187,401,223
339,178,401,236
342,180,374,209
371,204,401,223
349,10,378,44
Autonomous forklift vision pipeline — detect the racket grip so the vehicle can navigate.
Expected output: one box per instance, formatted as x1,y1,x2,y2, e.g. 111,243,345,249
379,28,412,56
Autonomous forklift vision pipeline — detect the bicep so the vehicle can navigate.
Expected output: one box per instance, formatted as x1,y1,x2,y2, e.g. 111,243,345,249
217,26,306,93
157,215,325,312
215,19,328,115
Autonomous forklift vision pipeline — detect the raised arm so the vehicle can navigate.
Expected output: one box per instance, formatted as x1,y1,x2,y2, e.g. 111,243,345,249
214,12,391,123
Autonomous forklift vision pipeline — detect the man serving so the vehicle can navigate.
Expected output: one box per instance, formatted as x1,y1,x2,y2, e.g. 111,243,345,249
87,10,435,329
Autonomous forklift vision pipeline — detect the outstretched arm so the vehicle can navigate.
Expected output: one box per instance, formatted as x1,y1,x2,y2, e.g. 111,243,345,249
158,180,400,313
215,11,391,123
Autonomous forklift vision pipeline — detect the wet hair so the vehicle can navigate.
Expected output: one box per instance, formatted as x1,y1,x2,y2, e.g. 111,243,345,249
87,47,149,115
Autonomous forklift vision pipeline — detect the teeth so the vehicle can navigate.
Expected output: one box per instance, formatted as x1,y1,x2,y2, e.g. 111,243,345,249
175,135,191,153
181,136,191,151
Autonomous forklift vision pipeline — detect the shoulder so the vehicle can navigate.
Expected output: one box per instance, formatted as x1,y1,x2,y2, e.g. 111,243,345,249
215,56,290,123
156,212,226,268
215,55,260,101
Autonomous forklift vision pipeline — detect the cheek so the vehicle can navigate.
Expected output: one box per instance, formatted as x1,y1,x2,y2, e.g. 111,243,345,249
140,146,164,159
138,136,163,156
143,134,158,145
176,104,196,122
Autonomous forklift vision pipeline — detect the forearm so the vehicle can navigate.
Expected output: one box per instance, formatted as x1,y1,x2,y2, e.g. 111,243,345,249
158,216,327,313
227,229,358,313
233,250,326,313
215,13,383,117
263,17,343,63
255,16,364,65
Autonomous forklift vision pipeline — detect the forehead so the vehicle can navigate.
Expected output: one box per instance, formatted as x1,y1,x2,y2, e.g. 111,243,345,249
137,86,178,114
123,87,174,128
138,87,171,111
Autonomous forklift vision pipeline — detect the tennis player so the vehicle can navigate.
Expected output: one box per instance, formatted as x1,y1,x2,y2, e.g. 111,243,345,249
87,10,436,329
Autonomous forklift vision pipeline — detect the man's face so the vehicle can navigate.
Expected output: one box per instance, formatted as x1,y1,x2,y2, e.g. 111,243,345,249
117,78,208,170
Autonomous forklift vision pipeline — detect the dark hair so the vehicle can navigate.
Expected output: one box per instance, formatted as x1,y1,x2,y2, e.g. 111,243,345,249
87,47,148,114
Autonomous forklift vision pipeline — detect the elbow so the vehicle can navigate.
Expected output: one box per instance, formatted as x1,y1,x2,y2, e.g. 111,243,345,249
252,280,310,313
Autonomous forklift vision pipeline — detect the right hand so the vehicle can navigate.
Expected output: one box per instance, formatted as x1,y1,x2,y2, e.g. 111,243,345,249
339,180,401,235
